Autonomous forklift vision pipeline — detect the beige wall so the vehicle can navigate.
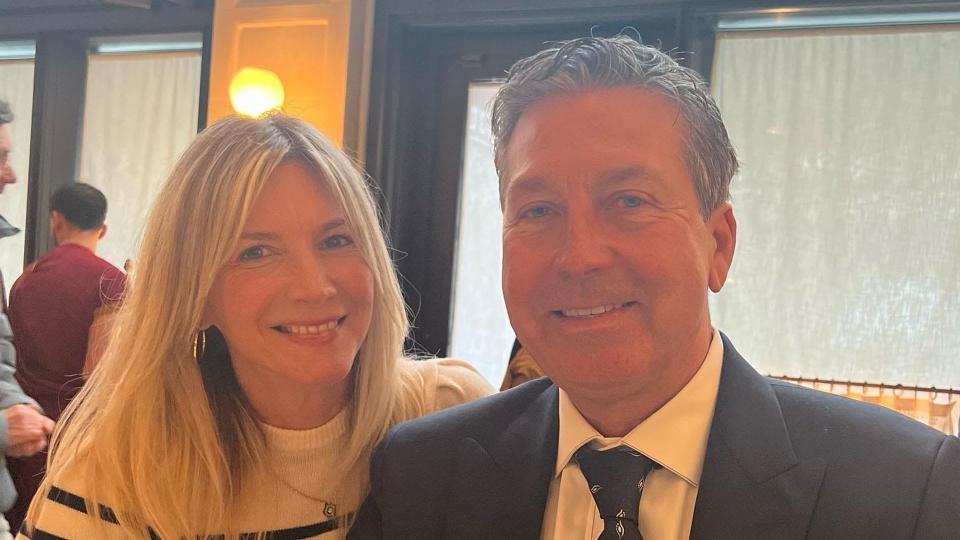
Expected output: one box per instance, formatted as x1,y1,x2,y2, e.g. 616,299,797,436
209,0,373,152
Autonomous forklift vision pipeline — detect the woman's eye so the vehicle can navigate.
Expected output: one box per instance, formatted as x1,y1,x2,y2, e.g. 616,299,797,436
238,246,267,261
321,234,354,249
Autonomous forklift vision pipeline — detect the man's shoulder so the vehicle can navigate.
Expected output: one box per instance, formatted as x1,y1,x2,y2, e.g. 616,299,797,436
19,245,116,276
719,335,950,455
386,377,554,448
768,378,951,458
71,247,124,277
17,246,126,298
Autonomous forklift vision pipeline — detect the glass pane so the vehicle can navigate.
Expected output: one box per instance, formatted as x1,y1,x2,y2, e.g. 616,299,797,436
448,82,512,388
0,41,35,300
710,25,960,387
79,41,202,270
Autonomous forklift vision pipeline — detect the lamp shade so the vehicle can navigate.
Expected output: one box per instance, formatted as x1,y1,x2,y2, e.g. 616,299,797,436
229,67,285,117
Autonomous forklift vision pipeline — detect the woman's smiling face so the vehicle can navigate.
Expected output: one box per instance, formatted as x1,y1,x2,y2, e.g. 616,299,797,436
203,161,374,413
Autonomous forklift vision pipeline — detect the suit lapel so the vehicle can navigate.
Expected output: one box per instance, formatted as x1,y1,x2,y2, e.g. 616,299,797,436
690,335,825,539
442,380,559,540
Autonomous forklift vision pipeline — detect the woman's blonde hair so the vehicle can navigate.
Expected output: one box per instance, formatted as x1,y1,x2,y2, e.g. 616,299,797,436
29,114,423,538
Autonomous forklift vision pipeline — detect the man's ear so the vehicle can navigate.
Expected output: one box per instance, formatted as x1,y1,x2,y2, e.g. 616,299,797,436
98,224,107,239
706,203,737,293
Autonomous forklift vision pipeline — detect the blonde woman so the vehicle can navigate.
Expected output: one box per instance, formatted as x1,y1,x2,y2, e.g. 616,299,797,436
20,114,493,539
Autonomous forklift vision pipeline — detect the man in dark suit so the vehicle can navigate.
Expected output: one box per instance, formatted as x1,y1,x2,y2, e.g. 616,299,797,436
348,36,960,539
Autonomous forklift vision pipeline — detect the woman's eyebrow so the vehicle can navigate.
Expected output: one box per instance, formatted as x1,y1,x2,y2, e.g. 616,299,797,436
239,231,278,241
320,218,347,232
239,218,347,240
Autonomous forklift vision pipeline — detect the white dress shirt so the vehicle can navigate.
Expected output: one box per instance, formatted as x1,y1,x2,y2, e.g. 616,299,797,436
540,329,724,540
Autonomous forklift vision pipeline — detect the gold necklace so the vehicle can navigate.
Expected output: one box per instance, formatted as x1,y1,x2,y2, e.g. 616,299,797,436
267,458,339,519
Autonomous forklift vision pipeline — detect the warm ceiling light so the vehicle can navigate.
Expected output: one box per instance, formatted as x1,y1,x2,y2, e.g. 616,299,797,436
229,67,285,117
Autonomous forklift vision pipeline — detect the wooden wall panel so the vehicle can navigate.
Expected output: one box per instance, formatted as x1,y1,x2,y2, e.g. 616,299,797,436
208,0,352,146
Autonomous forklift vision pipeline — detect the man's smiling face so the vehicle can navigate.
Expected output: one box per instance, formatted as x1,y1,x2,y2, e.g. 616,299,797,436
500,87,735,403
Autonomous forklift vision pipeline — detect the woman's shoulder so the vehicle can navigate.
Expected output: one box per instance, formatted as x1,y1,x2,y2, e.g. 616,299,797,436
19,466,125,539
399,358,495,414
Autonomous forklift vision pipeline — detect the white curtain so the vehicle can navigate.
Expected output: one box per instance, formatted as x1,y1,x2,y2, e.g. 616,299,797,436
0,59,34,297
710,25,960,387
79,52,201,270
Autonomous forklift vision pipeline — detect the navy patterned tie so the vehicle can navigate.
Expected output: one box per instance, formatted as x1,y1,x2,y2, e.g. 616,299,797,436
575,445,656,540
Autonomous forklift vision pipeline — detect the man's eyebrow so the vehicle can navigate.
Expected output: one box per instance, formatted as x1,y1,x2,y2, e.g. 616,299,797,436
504,176,550,199
596,166,660,187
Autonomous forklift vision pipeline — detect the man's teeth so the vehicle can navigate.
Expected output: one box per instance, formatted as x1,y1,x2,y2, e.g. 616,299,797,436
282,321,338,334
561,303,624,318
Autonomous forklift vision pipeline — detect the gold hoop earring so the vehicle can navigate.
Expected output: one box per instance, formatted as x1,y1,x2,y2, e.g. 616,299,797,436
193,329,206,360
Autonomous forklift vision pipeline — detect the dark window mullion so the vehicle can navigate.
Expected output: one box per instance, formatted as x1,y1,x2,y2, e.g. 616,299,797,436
25,33,88,265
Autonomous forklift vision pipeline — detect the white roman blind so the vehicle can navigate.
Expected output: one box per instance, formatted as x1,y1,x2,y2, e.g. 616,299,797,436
710,25,960,387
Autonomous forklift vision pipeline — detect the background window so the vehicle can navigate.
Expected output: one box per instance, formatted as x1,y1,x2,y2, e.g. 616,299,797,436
448,82,512,386
710,24,960,387
79,35,202,270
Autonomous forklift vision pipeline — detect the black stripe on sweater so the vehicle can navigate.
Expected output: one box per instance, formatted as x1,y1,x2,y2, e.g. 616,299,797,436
35,485,351,539
47,486,119,524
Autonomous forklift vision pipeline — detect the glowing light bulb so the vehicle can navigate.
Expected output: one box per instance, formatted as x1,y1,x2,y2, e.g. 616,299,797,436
229,67,285,117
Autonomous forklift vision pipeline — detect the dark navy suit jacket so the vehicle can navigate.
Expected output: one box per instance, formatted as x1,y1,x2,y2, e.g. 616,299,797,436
349,335,960,539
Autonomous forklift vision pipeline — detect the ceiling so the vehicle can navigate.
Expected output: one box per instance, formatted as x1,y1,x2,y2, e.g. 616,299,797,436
0,1,197,16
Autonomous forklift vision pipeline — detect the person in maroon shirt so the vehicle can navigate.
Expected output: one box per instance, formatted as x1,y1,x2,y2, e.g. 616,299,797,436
5,182,125,531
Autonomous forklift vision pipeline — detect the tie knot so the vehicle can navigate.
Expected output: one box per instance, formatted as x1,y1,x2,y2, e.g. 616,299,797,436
575,445,655,523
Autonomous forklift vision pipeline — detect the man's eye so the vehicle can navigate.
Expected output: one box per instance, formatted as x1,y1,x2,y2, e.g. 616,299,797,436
522,206,551,219
238,246,267,261
618,195,645,208
321,234,354,249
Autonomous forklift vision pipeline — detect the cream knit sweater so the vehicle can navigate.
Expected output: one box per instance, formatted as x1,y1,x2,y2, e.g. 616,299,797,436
19,358,493,539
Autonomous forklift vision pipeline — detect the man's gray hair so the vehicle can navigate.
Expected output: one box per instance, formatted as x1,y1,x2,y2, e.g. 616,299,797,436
0,99,13,125
491,35,738,217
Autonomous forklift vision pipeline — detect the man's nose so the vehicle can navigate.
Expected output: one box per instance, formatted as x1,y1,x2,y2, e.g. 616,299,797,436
555,213,615,278
1,163,16,184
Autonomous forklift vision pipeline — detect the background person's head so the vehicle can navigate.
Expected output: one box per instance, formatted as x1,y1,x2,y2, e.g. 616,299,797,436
492,36,738,435
49,183,108,248
43,114,411,538
0,99,16,193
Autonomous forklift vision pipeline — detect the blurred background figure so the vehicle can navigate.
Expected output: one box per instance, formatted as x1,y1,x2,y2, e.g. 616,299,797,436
5,182,126,532
0,99,55,540
0,100,20,303
500,338,544,391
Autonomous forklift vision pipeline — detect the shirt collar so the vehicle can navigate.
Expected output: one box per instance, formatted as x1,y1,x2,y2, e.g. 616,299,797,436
555,328,724,487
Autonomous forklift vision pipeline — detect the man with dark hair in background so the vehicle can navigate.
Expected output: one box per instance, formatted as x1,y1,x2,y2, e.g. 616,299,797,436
5,182,126,531
0,99,54,540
